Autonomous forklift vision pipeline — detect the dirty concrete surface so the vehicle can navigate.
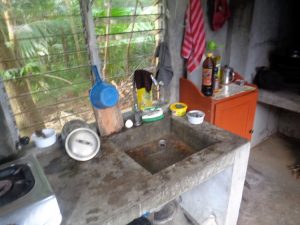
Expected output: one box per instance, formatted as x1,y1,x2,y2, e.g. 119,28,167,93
36,116,248,225
238,134,300,225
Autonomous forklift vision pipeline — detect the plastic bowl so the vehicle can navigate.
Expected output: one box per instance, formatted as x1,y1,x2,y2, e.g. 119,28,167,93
169,102,187,117
31,128,57,148
187,110,205,125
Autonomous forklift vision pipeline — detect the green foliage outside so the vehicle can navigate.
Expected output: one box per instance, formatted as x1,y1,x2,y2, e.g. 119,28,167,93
0,0,161,133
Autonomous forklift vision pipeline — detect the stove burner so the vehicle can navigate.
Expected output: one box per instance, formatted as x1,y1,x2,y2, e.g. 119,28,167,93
0,164,35,207
0,180,12,197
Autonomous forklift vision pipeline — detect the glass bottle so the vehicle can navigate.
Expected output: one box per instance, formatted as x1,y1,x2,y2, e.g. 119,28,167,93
201,53,214,96
133,103,142,126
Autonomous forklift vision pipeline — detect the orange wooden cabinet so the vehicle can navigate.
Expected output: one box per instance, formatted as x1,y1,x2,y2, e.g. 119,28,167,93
179,78,258,140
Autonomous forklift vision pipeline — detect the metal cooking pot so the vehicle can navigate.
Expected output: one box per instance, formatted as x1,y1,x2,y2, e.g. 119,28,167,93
89,65,119,109
222,65,235,85
61,120,100,161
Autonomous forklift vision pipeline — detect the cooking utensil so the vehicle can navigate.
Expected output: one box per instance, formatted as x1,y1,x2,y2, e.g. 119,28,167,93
89,65,119,109
61,120,100,161
222,65,235,85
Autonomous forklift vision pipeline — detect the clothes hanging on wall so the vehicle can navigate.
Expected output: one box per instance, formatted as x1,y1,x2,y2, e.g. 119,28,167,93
155,42,173,86
210,0,231,31
181,0,206,73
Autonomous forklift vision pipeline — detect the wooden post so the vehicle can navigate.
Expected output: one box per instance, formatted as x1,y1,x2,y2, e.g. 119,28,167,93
79,0,124,136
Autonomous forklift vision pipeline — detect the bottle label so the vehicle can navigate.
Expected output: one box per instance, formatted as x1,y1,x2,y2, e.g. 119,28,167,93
202,69,212,86
213,78,220,92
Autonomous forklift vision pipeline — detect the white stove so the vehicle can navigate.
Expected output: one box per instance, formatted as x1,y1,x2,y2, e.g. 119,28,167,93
0,154,62,225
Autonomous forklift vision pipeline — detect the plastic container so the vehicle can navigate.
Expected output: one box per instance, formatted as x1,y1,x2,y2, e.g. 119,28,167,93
169,103,187,117
31,128,57,148
187,110,205,124
142,107,164,123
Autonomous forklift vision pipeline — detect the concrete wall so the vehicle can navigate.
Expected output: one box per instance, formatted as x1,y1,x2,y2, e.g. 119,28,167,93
0,78,19,159
244,0,294,82
251,104,280,146
242,0,294,146
180,166,233,225
278,111,300,139
0,105,15,158
166,0,187,103
226,0,254,76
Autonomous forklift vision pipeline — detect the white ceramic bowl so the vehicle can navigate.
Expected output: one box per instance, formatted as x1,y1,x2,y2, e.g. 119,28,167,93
31,128,57,148
187,110,205,125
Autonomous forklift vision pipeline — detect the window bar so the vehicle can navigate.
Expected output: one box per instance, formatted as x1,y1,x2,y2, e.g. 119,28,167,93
8,81,91,100
94,13,162,20
13,95,89,116
0,14,82,21
97,28,162,37
1,65,91,82
7,31,85,42
19,108,93,131
0,49,89,64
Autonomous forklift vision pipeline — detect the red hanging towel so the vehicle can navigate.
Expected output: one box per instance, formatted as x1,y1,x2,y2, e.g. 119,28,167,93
181,0,206,73
211,0,231,31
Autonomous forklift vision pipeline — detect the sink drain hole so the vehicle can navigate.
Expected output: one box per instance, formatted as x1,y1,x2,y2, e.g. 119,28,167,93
158,139,167,149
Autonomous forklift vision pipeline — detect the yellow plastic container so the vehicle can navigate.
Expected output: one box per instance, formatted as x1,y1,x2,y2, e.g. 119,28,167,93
137,88,153,110
169,102,187,117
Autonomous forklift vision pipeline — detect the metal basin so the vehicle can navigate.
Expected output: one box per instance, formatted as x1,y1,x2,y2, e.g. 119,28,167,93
109,117,218,174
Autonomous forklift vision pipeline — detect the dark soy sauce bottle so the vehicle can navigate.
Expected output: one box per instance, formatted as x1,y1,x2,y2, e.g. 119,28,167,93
201,52,214,96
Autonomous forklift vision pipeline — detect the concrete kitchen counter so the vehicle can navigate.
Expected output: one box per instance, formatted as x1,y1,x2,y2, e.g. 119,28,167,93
36,116,250,225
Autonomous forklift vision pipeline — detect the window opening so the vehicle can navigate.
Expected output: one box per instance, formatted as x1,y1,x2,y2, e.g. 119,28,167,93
0,0,164,136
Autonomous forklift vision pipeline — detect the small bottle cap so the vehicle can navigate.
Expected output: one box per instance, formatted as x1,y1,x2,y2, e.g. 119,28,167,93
125,119,133,128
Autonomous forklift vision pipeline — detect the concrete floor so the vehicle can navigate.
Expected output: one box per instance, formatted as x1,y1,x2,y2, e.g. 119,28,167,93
238,134,300,225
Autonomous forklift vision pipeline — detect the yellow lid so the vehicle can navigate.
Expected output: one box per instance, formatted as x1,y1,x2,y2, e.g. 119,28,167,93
207,53,213,57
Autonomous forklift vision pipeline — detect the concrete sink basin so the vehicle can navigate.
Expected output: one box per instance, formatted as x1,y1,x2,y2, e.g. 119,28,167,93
108,116,219,174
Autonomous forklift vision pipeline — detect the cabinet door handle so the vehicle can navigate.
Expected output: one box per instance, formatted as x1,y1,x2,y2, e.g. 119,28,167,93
249,129,254,134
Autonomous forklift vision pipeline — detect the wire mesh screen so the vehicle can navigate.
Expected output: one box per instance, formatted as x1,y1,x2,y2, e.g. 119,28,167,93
0,0,163,136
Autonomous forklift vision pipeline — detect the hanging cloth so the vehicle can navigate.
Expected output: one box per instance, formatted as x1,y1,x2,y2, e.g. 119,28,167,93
155,42,173,86
211,0,231,31
181,0,206,73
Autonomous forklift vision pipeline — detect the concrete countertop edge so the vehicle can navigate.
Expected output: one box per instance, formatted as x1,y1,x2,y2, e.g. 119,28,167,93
99,139,248,225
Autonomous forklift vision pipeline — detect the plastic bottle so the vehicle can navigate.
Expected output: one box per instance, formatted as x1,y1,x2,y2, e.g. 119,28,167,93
201,53,215,96
207,40,222,93
213,55,221,93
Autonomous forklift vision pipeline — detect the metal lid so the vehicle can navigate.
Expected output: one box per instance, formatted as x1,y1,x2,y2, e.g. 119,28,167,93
65,128,100,161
